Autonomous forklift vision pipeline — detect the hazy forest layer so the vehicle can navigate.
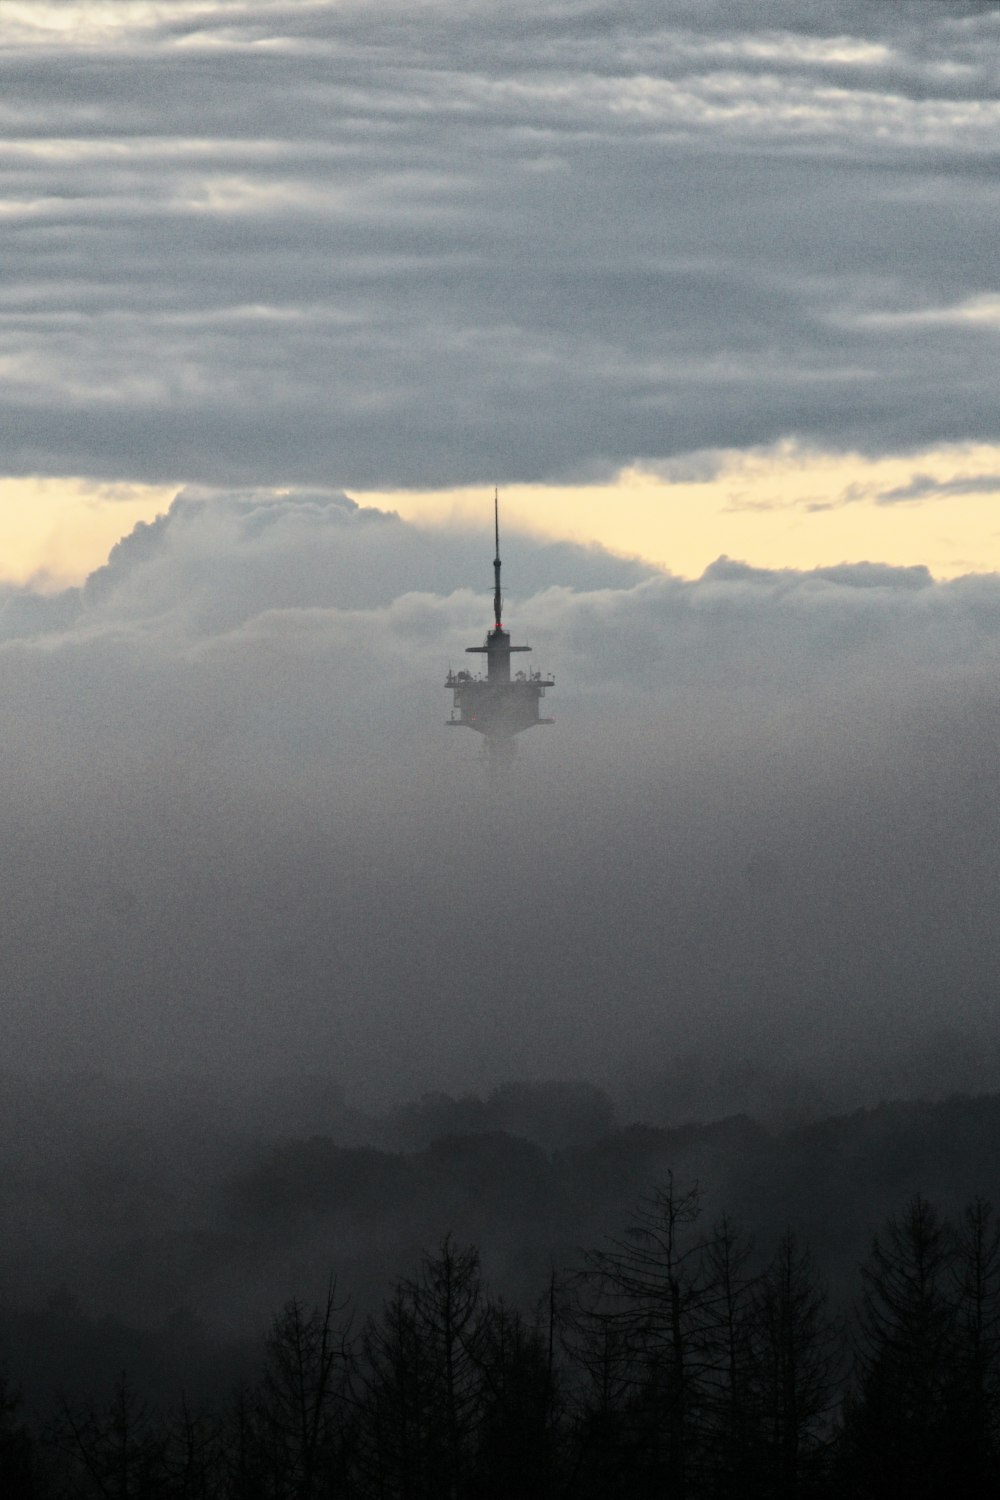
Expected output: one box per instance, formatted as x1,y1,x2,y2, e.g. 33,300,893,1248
5,1069,1000,1496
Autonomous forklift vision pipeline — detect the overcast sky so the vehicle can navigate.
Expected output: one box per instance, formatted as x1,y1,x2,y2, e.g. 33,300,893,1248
1,0,999,577
2,3,1000,1106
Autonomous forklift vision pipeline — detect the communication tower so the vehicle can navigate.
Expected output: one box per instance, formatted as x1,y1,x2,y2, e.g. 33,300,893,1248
445,492,554,767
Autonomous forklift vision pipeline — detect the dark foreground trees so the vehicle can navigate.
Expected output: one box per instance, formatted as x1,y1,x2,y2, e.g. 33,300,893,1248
565,1177,839,1500
839,1194,1000,1498
0,1377,39,1498
355,1237,489,1499
14,1189,1000,1500
752,1231,840,1500
355,1237,561,1500
231,1286,355,1499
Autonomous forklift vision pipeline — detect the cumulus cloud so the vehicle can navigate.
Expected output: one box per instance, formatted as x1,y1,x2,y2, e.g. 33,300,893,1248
4,492,1000,1104
1,0,998,487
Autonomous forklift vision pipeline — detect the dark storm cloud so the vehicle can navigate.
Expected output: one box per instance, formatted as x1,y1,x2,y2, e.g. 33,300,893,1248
1,1,997,486
5,491,1000,1103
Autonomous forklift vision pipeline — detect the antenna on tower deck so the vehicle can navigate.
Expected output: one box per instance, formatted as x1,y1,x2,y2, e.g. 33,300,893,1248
444,489,555,764
493,487,502,629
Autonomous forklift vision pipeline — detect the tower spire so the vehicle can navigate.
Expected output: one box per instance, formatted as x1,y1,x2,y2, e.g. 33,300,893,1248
444,492,555,764
493,486,502,629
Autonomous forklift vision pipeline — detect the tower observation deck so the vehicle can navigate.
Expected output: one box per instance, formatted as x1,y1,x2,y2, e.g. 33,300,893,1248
445,493,554,762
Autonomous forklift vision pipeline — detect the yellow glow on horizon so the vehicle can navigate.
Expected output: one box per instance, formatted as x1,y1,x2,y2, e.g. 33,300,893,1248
0,477,175,588
3,442,1000,592
357,442,1000,582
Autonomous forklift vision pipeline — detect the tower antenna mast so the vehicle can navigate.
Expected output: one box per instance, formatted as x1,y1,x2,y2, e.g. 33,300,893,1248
493,487,502,629
445,491,555,769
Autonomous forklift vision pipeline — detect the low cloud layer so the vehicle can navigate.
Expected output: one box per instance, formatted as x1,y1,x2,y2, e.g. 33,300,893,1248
3,492,1000,1103
878,472,1000,503
1,1,998,488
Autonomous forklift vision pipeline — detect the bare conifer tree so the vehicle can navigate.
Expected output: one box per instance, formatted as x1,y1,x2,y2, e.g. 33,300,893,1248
571,1174,714,1500
699,1215,758,1496
163,1398,224,1500
842,1195,959,1500
53,1372,167,1500
227,1283,355,1500
950,1197,1000,1488
471,1297,561,1500
355,1236,488,1500
751,1230,840,1500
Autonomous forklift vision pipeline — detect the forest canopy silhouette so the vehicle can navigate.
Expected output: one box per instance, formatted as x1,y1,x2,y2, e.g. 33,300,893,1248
6,1080,1000,1497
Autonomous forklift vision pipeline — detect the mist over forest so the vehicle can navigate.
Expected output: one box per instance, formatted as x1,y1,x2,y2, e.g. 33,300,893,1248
2,497,1000,1495
4,491,1000,1102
